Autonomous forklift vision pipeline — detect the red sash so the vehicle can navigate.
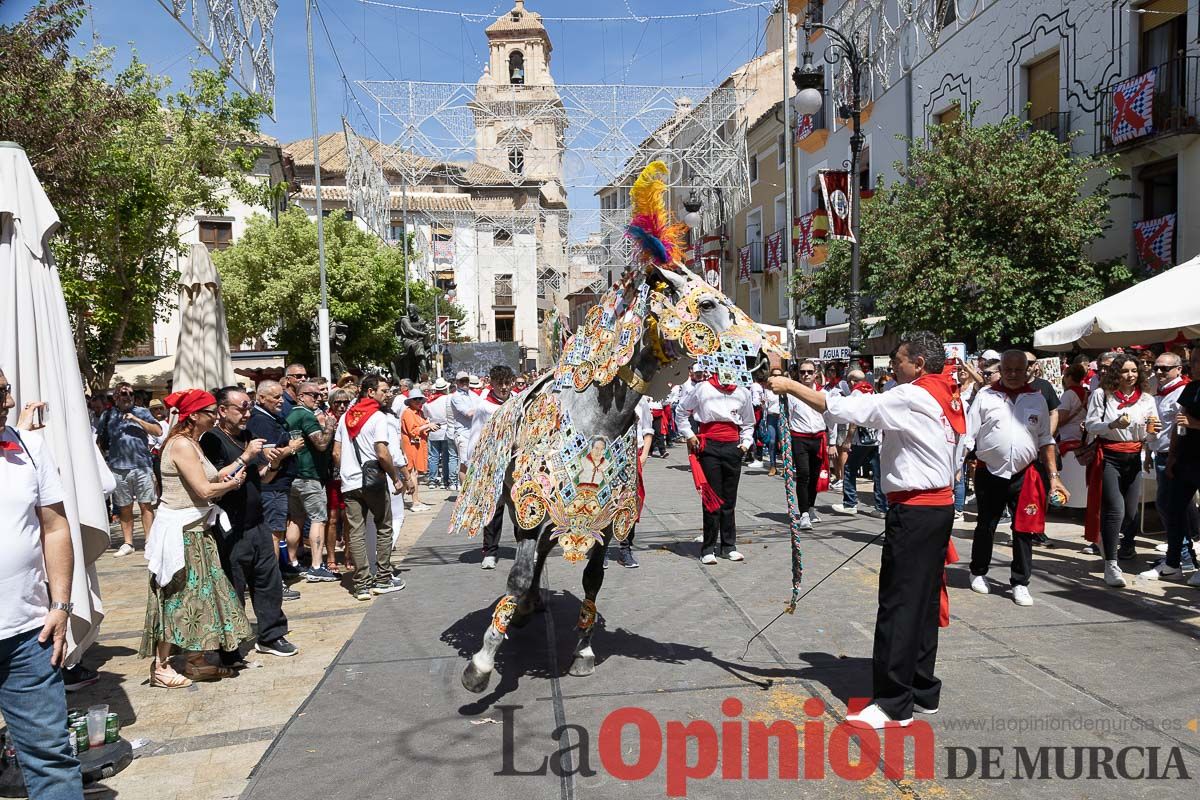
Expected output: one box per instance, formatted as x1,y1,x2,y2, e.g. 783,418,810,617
939,540,959,628
698,421,740,442
1011,463,1046,536
688,422,739,513
1083,440,1144,542
793,430,830,492
1157,377,1190,397
1058,438,1082,455
886,487,954,506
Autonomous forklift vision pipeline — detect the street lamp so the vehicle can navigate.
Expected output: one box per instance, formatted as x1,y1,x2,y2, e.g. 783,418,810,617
792,5,867,363
682,189,703,230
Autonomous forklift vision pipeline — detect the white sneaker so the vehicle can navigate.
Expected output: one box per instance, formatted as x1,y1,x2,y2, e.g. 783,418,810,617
410,503,431,512
747,460,763,470
481,556,497,570
1155,542,1169,554
953,510,964,521
831,504,858,516
1189,571,1200,587
829,479,843,491
969,574,990,594
1138,562,1180,580
1104,560,1126,587
1012,585,1033,606
114,543,135,557
725,550,744,562
808,508,822,524
913,704,939,715
692,534,704,543
798,513,813,530
844,703,911,730
701,553,718,565
1081,542,1098,555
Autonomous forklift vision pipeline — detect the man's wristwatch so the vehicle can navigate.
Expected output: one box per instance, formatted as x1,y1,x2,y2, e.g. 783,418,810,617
50,601,73,614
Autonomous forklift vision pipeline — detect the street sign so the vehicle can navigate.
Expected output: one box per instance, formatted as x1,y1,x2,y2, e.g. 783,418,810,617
819,346,851,361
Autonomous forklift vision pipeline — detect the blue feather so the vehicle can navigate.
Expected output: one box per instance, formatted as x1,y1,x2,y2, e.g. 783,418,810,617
625,225,669,264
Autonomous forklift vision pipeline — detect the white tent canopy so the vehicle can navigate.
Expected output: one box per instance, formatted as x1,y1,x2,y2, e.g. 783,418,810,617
172,243,236,391
1034,256,1200,351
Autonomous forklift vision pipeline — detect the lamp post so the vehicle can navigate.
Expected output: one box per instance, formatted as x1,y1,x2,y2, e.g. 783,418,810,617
791,6,867,363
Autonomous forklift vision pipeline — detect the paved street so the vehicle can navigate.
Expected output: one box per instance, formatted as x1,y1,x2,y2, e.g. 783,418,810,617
225,449,1200,800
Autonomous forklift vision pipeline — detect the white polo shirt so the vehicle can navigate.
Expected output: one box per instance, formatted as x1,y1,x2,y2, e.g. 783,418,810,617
1,428,66,640
825,384,958,495
786,386,828,435
961,386,1053,479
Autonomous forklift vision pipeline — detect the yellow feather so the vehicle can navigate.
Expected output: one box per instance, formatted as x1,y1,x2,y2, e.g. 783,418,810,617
630,161,669,220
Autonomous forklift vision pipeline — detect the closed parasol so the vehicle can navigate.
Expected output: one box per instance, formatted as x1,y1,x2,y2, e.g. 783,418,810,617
0,142,109,665
172,242,237,391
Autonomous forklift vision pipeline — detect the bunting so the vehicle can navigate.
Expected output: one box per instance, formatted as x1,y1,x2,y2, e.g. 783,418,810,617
818,170,855,242
1134,213,1175,273
1110,69,1156,145
764,230,784,274
737,245,752,283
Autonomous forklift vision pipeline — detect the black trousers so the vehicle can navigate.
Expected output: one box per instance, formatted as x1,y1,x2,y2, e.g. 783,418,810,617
214,521,288,645
791,434,823,511
481,502,506,557
699,440,742,556
1100,451,1142,560
1167,466,1200,569
873,502,953,720
969,464,1035,587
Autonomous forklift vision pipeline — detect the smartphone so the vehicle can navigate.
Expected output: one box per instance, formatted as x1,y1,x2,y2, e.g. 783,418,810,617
36,404,46,428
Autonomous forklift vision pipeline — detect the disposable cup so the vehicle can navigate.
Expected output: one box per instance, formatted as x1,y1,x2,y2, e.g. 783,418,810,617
86,705,108,746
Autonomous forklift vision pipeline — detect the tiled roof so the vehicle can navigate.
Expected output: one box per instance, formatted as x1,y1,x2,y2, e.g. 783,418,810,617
296,185,474,212
485,2,549,39
282,134,526,187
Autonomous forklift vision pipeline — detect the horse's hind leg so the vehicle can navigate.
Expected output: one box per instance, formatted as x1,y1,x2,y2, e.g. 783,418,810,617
568,533,610,677
462,534,540,693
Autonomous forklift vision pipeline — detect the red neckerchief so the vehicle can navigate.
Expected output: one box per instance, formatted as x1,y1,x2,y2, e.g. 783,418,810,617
0,430,21,453
482,390,506,406
995,382,1037,403
912,371,966,435
707,375,736,394
471,387,483,395
1114,388,1143,409
1067,384,1087,405
1157,376,1189,397
851,381,874,394
823,379,840,392
344,397,380,439
425,391,444,403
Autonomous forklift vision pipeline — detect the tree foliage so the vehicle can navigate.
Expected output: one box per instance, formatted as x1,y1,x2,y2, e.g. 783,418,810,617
795,107,1132,348
216,207,466,372
1,1,272,390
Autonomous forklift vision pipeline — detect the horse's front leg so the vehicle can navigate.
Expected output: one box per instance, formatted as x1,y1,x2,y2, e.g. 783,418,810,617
510,528,555,628
462,535,540,693
568,532,610,677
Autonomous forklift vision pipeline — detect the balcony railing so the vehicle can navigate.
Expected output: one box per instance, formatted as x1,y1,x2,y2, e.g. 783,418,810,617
1095,56,1200,154
1029,111,1071,144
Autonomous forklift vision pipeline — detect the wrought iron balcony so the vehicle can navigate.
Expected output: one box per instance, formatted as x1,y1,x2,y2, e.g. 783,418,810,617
1029,111,1071,144
1095,56,1200,155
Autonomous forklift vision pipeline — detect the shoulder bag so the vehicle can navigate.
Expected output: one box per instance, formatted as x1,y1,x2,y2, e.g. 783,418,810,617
349,426,387,492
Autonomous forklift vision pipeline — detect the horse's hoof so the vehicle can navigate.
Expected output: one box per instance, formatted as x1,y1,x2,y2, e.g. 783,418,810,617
462,659,493,693
568,654,595,677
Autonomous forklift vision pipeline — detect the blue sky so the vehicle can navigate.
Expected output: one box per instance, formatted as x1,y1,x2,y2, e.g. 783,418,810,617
1,1,774,148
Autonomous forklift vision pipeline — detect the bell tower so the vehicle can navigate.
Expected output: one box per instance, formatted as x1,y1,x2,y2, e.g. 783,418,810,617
474,1,565,205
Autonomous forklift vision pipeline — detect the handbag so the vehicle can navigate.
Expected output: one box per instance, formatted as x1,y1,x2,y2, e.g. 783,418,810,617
349,429,387,492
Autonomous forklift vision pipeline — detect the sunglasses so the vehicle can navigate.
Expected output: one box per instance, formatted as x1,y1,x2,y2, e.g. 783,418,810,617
288,373,307,380
798,370,816,375
984,370,999,377
222,402,252,412
1153,365,1177,372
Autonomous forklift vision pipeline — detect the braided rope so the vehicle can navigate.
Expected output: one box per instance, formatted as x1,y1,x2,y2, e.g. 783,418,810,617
780,395,803,611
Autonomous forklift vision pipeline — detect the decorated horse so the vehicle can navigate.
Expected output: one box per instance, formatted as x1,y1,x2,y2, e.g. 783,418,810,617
450,162,779,693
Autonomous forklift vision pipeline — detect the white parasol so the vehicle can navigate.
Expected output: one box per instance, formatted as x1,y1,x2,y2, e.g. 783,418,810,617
172,243,237,391
0,142,109,665
1033,256,1200,351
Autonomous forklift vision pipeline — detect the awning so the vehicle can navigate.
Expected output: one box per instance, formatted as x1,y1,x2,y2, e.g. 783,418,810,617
1033,256,1200,351
111,354,175,390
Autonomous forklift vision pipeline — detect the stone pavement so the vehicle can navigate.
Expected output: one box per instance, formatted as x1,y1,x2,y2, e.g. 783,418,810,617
45,489,452,800
230,448,1200,800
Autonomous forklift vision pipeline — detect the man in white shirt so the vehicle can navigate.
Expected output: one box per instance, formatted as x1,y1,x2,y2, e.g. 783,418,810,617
675,374,755,564
961,351,1066,606
450,371,478,488
771,332,962,730
746,379,766,469
468,365,515,570
0,369,84,799
785,361,830,530
332,374,409,600
424,377,456,490
1141,352,1198,578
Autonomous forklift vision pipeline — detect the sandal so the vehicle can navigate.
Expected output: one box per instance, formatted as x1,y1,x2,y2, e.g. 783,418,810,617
183,655,235,681
150,660,193,689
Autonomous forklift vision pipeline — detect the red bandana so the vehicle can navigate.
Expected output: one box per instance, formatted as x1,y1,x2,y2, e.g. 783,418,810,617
1157,376,1189,397
912,372,966,435
707,375,737,394
482,390,506,406
995,383,1037,403
344,397,380,439
851,381,874,395
164,389,217,422
1114,388,1143,409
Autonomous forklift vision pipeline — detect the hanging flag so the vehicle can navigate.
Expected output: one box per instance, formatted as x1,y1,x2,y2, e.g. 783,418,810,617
738,245,752,283
702,254,722,290
818,170,855,242
1110,69,1156,145
1134,213,1175,273
432,240,455,262
795,114,814,143
764,230,783,274
793,212,815,259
